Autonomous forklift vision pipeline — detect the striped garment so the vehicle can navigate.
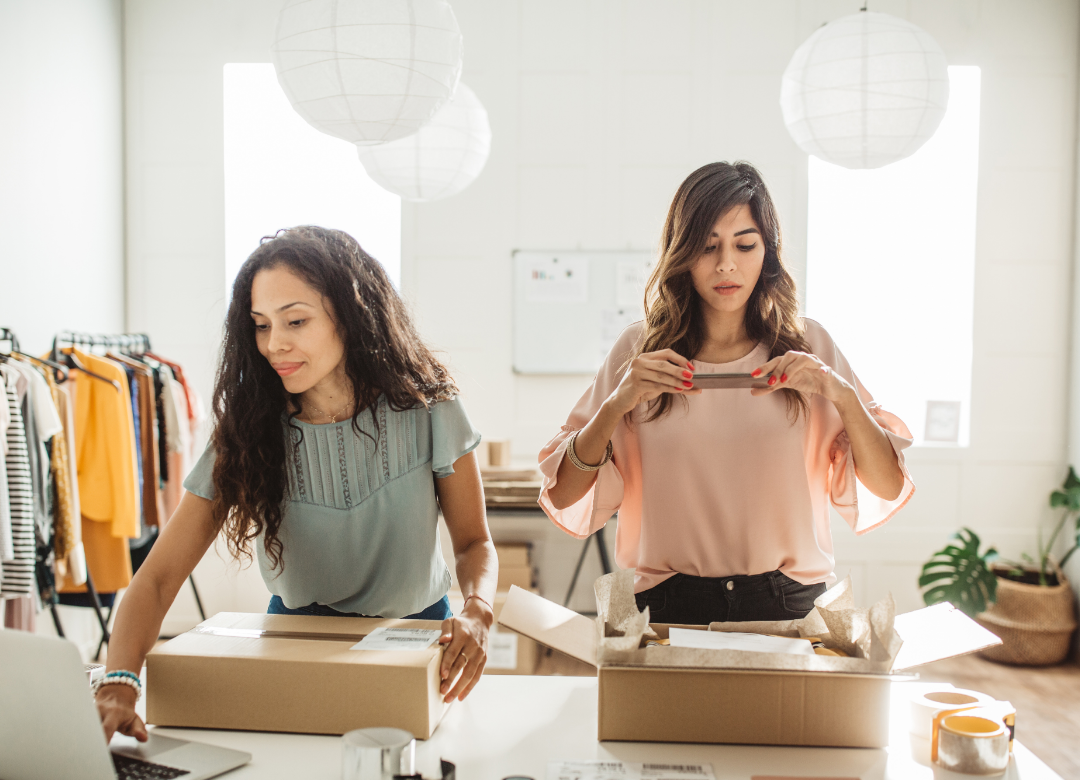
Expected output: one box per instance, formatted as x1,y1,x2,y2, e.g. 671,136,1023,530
1,365,34,596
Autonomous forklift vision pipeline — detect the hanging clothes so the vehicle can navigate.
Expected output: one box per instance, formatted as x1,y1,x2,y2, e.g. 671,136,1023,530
52,378,87,584
57,348,139,595
41,368,81,582
109,352,163,529
0,363,35,597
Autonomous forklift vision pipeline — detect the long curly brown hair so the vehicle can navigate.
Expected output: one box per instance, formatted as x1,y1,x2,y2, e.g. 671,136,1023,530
210,226,457,571
636,161,811,422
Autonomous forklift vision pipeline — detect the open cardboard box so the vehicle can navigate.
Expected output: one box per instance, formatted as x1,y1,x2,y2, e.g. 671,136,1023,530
146,612,451,737
498,571,1003,748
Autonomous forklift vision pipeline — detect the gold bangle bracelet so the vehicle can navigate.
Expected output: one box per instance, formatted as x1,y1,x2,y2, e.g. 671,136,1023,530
566,431,613,472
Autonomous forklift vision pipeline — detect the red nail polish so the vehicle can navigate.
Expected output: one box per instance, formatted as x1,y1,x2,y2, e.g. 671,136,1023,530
687,362,694,371
768,376,777,386
683,381,693,388
751,369,761,377
780,373,788,383
683,370,693,378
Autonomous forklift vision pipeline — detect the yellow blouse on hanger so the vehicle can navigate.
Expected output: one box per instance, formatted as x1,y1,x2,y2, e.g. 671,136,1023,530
59,349,139,594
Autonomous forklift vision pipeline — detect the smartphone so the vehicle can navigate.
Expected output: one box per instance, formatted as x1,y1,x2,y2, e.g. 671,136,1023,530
691,372,772,389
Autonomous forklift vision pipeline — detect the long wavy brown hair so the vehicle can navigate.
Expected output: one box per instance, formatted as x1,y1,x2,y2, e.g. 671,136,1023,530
636,161,811,422
210,226,458,571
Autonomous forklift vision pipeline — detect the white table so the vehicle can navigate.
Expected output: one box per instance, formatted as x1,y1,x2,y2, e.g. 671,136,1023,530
142,677,1061,779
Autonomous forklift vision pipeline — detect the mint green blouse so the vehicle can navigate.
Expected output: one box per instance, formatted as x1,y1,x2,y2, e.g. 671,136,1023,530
183,396,480,617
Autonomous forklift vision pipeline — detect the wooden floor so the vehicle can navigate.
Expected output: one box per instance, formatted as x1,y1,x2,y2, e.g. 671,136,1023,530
534,648,1080,778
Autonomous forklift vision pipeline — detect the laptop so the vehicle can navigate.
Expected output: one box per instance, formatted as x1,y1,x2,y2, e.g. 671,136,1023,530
0,629,251,780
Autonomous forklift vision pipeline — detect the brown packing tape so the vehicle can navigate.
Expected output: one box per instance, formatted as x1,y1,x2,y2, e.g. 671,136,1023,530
931,702,1016,761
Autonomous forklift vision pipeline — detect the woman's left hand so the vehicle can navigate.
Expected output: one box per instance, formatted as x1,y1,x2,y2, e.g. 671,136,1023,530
750,351,852,403
437,600,493,702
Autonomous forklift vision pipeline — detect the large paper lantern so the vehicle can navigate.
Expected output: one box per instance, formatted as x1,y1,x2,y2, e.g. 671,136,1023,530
357,82,491,202
780,11,949,169
272,0,463,145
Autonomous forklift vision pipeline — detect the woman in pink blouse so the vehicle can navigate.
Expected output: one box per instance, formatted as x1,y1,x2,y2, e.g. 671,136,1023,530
540,161,915,625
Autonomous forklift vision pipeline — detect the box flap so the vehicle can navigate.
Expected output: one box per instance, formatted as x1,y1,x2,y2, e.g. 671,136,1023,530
497,586,597,667
891,603,1003,671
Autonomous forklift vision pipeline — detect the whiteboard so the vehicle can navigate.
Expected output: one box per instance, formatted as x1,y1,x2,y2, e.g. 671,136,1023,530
513,251,656,374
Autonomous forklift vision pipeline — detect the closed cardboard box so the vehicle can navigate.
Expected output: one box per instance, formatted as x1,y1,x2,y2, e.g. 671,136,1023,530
498,573,1002,748
147,612,451,737
494,542,531,568
497,564,533,591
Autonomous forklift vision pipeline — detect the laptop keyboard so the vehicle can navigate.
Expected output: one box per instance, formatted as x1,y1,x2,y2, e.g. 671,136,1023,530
111,753,190,779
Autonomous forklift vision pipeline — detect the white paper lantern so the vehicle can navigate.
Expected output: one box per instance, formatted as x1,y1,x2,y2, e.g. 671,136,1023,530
272,0,463,145
780,11,949,169
357,82,491,202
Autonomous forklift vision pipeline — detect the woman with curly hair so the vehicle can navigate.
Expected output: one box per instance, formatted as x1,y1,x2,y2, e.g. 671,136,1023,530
541,161,915,625
97,227,496,742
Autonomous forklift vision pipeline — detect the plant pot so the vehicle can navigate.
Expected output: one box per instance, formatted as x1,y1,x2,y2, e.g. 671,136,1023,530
974,570,1077,666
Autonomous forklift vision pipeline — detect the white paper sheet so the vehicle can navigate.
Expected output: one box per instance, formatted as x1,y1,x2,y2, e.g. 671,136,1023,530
350,627,441,651
548,761,715,780
486,629,519,670
668,628,815,656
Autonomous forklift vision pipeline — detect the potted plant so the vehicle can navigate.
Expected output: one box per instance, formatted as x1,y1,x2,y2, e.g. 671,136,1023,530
919,469,1080,666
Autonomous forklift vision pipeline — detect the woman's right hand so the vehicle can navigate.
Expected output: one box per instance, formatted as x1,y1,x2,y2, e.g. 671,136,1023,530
97,684,148,743
605,349,702,417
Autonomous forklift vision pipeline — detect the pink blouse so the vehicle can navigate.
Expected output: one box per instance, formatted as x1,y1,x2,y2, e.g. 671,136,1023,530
537,319,915,592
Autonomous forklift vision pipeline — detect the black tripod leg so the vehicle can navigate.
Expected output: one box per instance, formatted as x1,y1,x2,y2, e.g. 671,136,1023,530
188,574,207,621
562,535,592,608
94,601,115,661
84,571,111,659
594,526,613,575
50,603,66,637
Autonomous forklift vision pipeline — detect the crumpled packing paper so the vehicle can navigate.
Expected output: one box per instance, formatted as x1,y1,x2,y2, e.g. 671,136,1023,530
591,570,904,674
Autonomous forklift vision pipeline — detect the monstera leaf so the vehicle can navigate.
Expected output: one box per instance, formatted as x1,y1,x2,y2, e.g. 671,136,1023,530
919,528,999,617
1049,466,1080,511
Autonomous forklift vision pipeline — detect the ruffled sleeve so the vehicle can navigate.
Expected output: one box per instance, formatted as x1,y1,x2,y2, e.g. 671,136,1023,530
537,325,640,539
805,320,915,535
183,442,216,500
430,397,482,478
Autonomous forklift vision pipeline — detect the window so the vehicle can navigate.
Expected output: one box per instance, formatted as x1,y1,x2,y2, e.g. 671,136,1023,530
805,66,981,446
223,63,401,293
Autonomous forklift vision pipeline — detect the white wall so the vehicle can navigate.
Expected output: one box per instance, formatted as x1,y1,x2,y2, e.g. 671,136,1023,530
122,1,1080,620
0,0,125,354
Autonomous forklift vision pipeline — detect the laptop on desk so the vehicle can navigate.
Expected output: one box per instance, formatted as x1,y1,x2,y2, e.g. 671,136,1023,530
0,629,250,780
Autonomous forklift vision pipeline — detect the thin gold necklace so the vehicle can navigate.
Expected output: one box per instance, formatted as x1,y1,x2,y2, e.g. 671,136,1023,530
304,398,353,424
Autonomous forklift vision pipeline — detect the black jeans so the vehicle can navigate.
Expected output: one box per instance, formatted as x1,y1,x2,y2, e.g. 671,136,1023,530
634,571,826,625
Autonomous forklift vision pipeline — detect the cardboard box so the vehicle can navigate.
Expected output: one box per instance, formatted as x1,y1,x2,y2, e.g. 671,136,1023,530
497,564,534,591
498,573,1003,748
494,542,531,568
448,590,539,676
146,612,451,737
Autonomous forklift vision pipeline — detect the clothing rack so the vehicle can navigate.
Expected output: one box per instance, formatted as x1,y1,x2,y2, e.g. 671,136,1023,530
51,330,152,359
3,327,206,659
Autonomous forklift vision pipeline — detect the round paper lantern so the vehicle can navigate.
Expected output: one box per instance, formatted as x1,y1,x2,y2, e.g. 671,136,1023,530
357,82,491,202
272,0,463,145
780,11,949,169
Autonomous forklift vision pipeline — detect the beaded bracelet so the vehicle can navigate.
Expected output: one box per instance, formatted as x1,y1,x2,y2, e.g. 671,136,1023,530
92,670,143,701
566,431,613,472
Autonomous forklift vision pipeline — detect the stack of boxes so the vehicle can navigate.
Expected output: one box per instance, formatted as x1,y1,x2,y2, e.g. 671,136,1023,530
448,542,539,675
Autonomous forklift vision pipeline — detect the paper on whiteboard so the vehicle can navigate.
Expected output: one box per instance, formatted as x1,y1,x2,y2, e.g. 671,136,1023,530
599,309,638,361
615,258,654,308
668,628,815,656
350,627,440,651
524,255,589,304
548,761,715,780
486,629,518,670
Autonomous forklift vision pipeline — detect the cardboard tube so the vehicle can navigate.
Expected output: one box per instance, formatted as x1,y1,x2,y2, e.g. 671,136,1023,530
909,686,995,738
935,714,1010,775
